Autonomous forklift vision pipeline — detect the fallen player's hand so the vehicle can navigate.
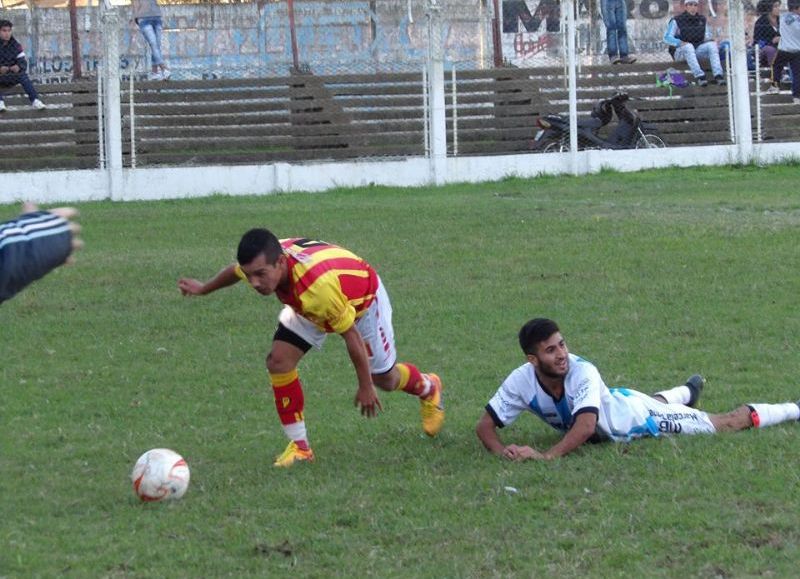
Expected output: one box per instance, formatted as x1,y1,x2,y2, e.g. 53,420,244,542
503,444,544,461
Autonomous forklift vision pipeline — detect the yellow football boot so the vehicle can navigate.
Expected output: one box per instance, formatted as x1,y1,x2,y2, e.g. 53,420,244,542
273,441,315,467
420,373,444,437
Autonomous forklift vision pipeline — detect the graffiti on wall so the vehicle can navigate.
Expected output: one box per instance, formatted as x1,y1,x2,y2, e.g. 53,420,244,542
3,1,489,80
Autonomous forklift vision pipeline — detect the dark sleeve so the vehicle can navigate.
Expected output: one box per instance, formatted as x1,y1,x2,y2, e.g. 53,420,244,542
0,211,73,304
753,16,777,46
14,39,28,73
485,404,505,428
573,407,599,419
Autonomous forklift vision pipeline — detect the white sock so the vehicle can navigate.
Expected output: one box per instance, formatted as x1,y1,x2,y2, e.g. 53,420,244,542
654,385,691,405
748,403,800,428
283,421,308,445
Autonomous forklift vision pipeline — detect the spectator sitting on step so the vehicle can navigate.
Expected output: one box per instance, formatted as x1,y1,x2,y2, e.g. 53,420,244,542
0,19,45,112
754,0,782,67
664,0,726,87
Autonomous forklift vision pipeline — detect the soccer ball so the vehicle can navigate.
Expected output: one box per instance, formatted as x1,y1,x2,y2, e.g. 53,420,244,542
131,448,190,502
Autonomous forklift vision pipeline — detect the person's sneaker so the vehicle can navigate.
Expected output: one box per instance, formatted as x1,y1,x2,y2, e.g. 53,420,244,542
161,68,171,81
685,374,705,408
420,373,444,437
715,75,726,86
611,56,622,65
148,71,163,81
793,97,800,105
697,76,708,87
619,55,637,64
31,98,46,110
273,441,314,467
0,101,6,113
766,84,781,94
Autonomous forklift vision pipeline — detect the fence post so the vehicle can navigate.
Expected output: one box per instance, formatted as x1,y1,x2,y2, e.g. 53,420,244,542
101,1,123,200
729,0,753,162
426,0,447,185
564,0,579,175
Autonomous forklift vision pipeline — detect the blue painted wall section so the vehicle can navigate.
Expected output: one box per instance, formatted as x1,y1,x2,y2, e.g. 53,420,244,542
0,0,490,81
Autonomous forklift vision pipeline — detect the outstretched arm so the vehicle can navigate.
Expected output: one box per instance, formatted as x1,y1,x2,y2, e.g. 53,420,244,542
178,264,240,296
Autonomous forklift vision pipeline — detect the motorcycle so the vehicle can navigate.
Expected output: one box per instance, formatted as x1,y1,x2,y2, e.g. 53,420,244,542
531,93,665,152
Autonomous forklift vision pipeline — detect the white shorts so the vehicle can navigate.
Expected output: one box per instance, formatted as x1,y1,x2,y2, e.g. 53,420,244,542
600,388,717,441
277,278,397,374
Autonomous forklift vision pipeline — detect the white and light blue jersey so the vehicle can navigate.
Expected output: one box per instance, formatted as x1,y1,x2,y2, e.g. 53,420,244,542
485,353,716,441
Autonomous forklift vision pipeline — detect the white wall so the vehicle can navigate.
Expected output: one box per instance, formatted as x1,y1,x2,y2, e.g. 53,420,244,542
3,142,799,205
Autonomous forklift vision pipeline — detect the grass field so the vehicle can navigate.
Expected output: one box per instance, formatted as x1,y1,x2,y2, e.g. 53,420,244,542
3,164,800,577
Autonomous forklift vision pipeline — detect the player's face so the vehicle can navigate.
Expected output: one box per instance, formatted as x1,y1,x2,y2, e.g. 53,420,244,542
0,27,11,42
685,2,699,14
528,332,569,379
240,253,286,296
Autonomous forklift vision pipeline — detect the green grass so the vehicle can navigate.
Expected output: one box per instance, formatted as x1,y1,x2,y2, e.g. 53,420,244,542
3,165,800,577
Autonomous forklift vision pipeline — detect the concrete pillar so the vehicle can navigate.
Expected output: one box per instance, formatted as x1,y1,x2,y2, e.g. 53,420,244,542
426,0,447,185
101,2,123,200
729,0,753,162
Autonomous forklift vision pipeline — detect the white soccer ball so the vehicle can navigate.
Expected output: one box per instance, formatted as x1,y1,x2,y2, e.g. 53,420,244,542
131,448,190,502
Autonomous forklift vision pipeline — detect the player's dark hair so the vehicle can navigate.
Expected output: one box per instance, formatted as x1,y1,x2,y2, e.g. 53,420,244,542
790,0,800,11
518,318,560,355
237,228,283,265
0,19,13,29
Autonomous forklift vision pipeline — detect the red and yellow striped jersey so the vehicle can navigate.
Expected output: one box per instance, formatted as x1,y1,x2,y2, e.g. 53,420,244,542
238,238,379,334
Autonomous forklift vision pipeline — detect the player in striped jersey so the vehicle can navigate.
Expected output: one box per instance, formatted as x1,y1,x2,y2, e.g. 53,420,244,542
476,318,800,460
1,203,82,304
178,228,444,467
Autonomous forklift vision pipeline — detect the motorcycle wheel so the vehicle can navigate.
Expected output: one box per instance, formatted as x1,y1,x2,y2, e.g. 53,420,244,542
541,141,566,153
635,134,667,149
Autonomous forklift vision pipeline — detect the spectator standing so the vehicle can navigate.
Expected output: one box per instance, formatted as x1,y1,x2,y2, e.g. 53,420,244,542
754,0,782,67
601,0,636,64
0,19,45,112
664,0,726,86
768,0,800,103
132,0,171,81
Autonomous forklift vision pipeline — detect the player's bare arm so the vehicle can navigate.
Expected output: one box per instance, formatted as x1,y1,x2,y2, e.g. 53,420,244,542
341,324,382,418
476,411,505,454
540,411,598,459
476,413,546,461
178,263,240,296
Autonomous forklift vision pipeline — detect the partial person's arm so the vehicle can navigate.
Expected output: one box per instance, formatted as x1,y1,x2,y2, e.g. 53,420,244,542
540,411,598,459
178,264,240,296
0,205,82,304
15,40,28,73
476,411,546,460
341,324,382,418
476,411,506,455
664,19,681,47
